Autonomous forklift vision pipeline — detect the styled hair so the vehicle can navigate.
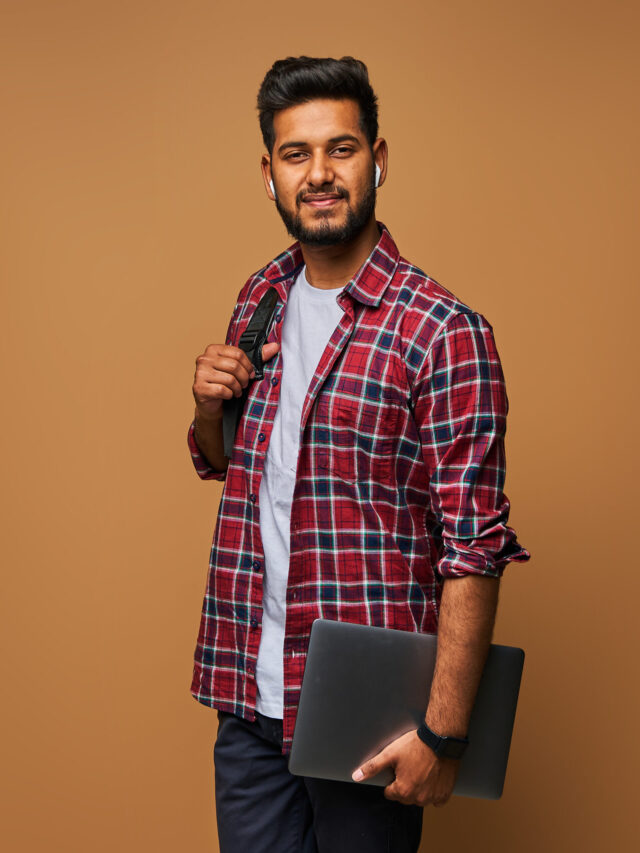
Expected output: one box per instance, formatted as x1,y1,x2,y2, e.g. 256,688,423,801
257,56,379,154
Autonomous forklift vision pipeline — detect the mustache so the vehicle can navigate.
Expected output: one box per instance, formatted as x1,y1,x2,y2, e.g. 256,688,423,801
296,186,350,205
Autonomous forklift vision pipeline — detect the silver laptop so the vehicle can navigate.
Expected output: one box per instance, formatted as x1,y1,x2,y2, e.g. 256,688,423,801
288,619,525,799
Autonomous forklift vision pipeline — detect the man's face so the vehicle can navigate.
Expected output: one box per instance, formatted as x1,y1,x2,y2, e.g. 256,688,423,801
265,98,380,246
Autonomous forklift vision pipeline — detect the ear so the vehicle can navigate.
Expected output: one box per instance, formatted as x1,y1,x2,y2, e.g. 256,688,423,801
372,138,388,188
261,155,276,201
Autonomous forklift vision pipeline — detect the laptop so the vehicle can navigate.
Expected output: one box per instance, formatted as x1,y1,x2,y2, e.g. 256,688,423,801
288,619,525,799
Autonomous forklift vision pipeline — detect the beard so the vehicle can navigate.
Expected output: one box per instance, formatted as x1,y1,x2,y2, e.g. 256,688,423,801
274,176,377,247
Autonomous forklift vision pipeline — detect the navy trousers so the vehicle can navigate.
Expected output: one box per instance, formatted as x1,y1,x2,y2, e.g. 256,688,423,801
214,711,423,853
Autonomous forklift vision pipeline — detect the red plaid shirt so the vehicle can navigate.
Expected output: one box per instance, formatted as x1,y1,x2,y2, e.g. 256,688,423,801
188,223,530,749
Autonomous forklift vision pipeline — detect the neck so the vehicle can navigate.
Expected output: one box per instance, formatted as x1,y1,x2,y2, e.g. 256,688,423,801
300,218,381,290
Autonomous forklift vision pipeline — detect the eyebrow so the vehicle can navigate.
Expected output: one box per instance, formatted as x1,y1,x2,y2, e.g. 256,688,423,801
277,134,362,155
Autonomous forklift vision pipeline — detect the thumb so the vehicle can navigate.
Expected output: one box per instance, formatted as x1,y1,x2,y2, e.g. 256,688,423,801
261,342,280,361
352,746,394,783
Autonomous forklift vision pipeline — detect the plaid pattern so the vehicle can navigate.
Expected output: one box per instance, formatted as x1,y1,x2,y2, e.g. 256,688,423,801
188,223,530,749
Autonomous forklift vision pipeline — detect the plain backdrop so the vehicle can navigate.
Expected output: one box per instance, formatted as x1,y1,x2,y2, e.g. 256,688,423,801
1,1,638,851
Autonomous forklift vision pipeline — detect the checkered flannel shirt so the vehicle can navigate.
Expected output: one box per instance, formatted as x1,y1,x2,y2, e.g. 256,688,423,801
188,223,530,749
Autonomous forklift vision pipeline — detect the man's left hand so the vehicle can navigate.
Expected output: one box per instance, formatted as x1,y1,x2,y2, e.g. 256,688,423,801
351,729,460,807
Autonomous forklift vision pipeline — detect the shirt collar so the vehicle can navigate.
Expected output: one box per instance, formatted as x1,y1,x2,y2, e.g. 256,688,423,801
263,221,400,307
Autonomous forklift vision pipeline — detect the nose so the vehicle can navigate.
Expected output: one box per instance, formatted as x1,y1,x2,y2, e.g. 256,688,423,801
306,153,335,189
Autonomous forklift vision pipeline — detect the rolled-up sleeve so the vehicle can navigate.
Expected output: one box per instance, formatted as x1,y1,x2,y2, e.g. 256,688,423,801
187,420,227,481
413,311,530,578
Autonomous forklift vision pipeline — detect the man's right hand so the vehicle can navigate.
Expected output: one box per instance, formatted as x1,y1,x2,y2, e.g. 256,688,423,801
191,341,280,471
192,342,280,422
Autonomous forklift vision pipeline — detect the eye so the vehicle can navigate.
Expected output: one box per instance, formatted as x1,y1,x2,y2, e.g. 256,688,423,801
332,146,353,156
286,151,307,161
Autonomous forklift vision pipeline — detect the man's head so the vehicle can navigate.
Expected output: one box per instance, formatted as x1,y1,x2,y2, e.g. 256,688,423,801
257,56,387,247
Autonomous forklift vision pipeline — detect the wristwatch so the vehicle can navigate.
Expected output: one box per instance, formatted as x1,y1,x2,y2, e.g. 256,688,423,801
416,721,469,760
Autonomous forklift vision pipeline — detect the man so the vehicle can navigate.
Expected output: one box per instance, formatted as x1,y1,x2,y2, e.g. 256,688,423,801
189,56,529,852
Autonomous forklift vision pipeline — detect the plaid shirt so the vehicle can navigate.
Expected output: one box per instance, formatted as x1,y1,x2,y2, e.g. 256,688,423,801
188,223,530,749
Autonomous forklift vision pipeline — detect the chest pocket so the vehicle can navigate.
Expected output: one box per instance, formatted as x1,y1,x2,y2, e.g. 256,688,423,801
315,391,405,486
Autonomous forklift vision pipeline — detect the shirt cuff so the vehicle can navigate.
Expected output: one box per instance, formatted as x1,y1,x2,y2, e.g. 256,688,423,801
436,536,531,580
187,420,227,481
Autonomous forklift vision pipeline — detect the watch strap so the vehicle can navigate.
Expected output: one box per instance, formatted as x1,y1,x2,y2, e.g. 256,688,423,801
416,721,469,760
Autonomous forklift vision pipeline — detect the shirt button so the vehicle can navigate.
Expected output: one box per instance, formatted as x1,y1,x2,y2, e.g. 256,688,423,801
276,313,282,322
258,432,266,442
252,560,261,571
271,377,279,386
247,662,255,673
249,493,257,503
250,617,259,629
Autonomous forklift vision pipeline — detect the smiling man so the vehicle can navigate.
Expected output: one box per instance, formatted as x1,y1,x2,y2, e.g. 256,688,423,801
269,97,379,248
189,57,529,853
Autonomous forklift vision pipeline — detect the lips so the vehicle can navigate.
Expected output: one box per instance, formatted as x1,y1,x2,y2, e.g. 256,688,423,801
302,194,343,208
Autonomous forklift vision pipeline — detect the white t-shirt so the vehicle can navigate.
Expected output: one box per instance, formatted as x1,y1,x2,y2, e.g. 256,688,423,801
255,265,344,718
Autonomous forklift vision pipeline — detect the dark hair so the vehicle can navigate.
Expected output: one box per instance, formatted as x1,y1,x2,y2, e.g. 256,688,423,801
257,56,379,154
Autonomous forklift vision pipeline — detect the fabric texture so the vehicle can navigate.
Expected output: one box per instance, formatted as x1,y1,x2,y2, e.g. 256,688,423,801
256,265,344,717
188,222,530,749
214,711,423,853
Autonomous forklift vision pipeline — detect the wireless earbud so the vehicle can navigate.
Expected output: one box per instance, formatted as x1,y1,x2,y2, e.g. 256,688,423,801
269,178,276,199
375,164,381,188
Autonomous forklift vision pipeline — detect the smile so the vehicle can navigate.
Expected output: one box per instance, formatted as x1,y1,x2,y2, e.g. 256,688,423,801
302,195,344,208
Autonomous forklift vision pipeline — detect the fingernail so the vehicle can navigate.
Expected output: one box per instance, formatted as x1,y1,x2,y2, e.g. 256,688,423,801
352,769,364,782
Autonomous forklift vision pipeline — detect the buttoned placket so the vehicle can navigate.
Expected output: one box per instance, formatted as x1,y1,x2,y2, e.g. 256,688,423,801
239,273,295,700
280,291,358,738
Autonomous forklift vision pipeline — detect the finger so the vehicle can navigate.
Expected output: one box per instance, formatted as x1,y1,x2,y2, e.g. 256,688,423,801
203,370,244,397
384,779,418,805
197,356,251,393
383,781,402,802
195,369,243,399
211,356,254,387
352,748,393,783
217,345,256,377
194,382,234,404
261,342,280,362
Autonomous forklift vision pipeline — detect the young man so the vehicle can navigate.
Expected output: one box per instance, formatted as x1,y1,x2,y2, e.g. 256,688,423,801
189,57,529,853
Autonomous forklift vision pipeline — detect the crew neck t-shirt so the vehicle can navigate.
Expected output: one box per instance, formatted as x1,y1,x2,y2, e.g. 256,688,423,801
255,265,344,718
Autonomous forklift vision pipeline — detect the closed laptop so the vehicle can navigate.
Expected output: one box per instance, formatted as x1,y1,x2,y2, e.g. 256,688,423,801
288,619,525,799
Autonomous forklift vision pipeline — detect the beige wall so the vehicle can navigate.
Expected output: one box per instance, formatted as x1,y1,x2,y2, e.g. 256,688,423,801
2,1,638,851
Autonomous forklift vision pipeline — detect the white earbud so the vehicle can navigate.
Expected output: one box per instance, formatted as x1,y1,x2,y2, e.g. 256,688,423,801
269,178,276,199
375,164,381,188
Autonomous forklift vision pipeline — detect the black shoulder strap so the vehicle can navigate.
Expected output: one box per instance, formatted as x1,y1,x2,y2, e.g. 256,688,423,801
222,287,279,459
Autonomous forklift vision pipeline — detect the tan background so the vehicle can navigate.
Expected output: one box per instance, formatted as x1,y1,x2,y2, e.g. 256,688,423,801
1,0,638,850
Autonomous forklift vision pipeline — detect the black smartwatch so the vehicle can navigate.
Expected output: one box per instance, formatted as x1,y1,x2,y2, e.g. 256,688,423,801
416,721,469,760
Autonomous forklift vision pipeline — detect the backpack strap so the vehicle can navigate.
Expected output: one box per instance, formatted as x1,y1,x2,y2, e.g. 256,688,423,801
222,286,279,459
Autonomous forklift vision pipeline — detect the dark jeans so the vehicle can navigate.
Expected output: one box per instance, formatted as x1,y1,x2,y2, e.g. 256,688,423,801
214,711,423,853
